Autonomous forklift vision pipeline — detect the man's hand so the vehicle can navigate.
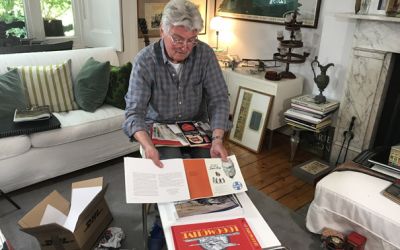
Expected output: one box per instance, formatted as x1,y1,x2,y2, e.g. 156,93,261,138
143,145,163,168
210,139,228,161
134,130,163,168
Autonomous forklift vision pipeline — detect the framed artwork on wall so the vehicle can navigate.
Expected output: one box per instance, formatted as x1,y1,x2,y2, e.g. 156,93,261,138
214,0,321,28
229,87,274,153
138,0,207,38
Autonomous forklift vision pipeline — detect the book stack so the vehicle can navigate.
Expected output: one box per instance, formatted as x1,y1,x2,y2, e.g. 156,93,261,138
284,94,339,132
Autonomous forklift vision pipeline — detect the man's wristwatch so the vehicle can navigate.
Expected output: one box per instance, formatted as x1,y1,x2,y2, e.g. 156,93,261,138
211,135,224,142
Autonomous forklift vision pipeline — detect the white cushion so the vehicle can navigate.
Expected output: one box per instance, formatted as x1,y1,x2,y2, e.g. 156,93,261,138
30,105,125,147
0,135,31,160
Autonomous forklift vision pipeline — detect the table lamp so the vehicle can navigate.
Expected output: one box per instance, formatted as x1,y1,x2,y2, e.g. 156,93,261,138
210,16,224,51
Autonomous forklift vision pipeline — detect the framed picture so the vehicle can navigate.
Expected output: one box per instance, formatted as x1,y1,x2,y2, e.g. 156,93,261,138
229,87,273,153
214,0,321,28
138,0,207,38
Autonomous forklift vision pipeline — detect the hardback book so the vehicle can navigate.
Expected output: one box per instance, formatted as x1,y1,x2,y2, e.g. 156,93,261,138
284,116,332,129
13,105,51,123
382,180,400,205
151,121,212,147
284,108,331,124
171,218,262,250
291,95,339,113
174,194,242,219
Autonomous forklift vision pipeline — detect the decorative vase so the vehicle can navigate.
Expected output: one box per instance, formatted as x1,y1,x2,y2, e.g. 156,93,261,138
311,57,334,104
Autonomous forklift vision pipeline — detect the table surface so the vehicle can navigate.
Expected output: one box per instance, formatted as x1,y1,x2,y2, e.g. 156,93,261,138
158,192,282,250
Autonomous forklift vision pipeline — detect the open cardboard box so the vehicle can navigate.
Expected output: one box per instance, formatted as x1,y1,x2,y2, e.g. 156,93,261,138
18,177,112,250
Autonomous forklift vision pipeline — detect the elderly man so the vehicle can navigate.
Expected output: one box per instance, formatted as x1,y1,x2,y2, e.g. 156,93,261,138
123,0,231,168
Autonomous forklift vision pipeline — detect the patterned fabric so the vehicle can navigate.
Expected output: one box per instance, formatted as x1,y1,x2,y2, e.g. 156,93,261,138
105,62,132,110
12,60,78,112
123,39,231,138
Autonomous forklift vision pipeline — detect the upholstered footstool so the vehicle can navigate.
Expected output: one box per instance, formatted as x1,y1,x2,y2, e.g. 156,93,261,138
306,170,400,250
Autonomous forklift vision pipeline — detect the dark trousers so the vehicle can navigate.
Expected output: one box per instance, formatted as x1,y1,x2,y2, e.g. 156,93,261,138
158,147,210,159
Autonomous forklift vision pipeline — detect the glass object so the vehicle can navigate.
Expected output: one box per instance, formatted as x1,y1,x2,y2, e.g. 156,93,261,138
40,0,74,37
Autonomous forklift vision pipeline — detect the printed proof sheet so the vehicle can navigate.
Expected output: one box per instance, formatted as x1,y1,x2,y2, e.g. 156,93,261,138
124,155,247,203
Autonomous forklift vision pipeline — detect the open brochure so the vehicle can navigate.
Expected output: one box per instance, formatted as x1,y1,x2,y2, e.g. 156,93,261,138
14,105,51,122
151,121,212,147
124,155,247,203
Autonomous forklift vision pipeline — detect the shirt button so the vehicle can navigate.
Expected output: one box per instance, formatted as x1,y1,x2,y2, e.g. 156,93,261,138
179,101,182,105
172,74,175,76
178,114,182,117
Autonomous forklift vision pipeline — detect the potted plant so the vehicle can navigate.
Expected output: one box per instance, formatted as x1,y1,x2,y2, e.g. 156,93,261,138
41,0,71,36
0,0,26,40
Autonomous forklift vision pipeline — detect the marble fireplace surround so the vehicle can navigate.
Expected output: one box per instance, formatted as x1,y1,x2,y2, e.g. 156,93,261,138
330,14,400,163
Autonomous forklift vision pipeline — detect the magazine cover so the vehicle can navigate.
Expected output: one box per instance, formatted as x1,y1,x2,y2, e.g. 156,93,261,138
176,121,212,147
174,194,241,218
172,218,261,250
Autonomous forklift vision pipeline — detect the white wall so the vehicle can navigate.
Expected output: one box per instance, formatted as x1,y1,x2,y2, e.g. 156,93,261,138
117,0,139,64
207,0,356,101
119,0,357,102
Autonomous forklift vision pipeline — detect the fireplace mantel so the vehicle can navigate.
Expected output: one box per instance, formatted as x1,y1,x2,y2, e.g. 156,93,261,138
330,14,400,163
336,13,400,23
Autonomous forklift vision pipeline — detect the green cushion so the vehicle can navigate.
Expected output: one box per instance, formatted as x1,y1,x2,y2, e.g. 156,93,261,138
0,68,28,118
11,60,78,112
105,62,132,110
74,57,110,112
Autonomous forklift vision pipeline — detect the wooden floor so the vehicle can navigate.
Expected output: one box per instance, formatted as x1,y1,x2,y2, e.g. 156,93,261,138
224,132,318,211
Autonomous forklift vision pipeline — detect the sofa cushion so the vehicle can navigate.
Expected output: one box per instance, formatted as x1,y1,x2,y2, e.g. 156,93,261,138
11,60,78,112
74,57,111,112
30,104,125,148
0,135,31,160
105,62,132,110
0,68,28,118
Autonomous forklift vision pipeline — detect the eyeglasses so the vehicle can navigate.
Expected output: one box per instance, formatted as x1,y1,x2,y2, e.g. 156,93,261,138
168,33,198,47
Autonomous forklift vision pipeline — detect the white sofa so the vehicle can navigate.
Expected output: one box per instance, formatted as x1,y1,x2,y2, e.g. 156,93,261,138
0,47,139,193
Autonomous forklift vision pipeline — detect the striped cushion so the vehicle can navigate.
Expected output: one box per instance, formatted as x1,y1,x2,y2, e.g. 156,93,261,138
12,60,78,112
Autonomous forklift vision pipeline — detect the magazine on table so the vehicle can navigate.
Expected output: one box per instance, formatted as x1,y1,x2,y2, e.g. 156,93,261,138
173,194,243,221
13,105,51,123
151,121,212,147
124,155,247,203
171,218,262,250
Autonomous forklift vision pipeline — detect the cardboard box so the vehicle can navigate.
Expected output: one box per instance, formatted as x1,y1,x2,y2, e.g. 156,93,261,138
18,177,112,250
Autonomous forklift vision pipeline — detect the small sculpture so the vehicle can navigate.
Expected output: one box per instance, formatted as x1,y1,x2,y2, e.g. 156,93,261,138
311,56,334,104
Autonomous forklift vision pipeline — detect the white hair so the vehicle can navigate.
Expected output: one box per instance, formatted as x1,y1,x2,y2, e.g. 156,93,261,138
161,0,204,33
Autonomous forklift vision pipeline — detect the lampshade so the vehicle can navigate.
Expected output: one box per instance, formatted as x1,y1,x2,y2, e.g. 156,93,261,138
210,16,224,32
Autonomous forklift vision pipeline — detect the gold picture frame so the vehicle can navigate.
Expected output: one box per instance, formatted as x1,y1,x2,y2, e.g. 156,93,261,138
215,0,322,28
138,0,207,38
229,87,273,153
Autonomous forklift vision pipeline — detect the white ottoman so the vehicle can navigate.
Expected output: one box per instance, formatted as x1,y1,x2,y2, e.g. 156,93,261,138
306,171,400,250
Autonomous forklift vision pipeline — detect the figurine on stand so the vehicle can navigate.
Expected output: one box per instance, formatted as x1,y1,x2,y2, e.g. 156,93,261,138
273,10,309,79
311,56,334,104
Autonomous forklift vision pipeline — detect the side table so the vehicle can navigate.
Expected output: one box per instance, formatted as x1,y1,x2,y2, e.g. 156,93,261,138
290,126,331,161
